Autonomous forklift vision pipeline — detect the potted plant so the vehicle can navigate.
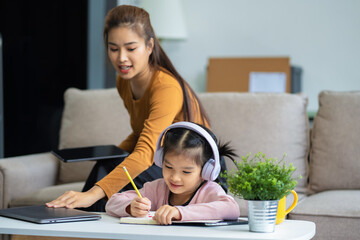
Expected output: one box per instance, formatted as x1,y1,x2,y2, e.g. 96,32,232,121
222,152,301,233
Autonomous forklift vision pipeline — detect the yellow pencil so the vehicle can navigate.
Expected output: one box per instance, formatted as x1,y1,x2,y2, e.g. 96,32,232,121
123,166,142,198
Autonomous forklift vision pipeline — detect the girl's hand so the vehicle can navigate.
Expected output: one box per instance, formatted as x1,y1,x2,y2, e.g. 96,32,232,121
129,197,151,217
154,205,181,225
46,186,105,209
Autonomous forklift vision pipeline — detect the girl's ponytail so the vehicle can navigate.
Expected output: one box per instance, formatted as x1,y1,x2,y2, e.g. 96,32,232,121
218,141,238,163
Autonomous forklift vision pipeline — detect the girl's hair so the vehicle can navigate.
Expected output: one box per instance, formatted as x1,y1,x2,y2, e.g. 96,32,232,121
162,124,238,168
103,5,209,125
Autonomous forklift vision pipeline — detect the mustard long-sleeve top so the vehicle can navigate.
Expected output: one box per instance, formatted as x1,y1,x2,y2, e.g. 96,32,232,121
96,68,207,199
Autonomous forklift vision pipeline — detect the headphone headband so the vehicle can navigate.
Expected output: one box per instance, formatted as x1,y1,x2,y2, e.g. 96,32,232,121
154,122,220,181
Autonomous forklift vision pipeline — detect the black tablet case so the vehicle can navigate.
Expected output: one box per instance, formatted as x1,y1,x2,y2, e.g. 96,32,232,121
51,145,129,163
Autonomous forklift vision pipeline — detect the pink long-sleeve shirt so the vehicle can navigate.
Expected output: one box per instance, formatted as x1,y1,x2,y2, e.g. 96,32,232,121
105,179,240,221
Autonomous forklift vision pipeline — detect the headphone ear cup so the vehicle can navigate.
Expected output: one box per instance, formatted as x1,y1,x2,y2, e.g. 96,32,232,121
154,148,164,168
202,158,217,181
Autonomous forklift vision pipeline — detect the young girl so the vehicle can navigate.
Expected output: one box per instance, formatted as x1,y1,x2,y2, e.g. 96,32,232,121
106,122,240,225
47,5,221,211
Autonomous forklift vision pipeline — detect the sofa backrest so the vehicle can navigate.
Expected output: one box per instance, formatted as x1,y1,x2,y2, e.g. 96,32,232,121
198,92,309,193
58,88,310,193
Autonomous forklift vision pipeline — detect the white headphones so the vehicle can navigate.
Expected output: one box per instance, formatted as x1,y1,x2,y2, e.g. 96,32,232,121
154,122,220,181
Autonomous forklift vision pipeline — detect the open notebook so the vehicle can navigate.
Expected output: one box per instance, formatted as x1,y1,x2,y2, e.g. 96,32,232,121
119,211,248,226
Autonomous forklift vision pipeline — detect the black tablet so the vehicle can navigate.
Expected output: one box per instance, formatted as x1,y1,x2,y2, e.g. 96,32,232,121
51,145,129,163
172,218,248,227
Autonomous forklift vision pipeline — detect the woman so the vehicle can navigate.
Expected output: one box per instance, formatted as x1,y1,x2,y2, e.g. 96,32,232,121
47,5,212,212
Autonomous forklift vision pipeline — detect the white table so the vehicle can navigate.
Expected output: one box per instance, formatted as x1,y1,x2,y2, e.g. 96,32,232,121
0,213,315,240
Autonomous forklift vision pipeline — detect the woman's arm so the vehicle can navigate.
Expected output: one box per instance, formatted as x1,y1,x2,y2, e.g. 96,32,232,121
46,185,105,209
118,132,137,152
96,83,183,199
48,75,185,209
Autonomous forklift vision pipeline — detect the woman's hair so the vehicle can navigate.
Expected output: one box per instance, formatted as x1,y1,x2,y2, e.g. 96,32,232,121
103,5,209,125
162,124,238,168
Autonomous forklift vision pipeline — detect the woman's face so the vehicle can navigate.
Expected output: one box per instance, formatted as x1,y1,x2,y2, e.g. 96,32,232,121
107,26,153,80
162,151,203,200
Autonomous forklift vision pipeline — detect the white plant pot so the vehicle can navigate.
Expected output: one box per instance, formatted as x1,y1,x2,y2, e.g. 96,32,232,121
247,199,279,233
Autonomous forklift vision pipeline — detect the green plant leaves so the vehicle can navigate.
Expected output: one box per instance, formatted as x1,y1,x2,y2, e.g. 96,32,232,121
221,152,301,200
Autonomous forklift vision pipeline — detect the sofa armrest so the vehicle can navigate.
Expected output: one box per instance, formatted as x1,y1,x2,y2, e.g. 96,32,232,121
0,152,59,209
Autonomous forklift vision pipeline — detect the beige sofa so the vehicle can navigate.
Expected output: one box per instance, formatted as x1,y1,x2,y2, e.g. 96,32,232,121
1,88,359,240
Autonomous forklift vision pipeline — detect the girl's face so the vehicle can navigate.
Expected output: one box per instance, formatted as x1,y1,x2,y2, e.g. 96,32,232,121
162,151,203,201
107,26,153,80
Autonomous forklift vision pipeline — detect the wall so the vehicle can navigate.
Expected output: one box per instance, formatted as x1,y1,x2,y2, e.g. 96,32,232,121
0,34,3,157
161,0,360,112
88,0,106,89
1,1,88,157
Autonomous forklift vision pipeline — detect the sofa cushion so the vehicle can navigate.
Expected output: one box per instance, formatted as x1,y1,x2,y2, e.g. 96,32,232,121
289,190,360,240
57,88,132,184
9,182,85,207
0,152,59,209
198,92,309,192
309,91,360,193
290,190,360,217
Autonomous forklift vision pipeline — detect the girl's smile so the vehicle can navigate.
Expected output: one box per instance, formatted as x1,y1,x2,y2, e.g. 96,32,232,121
169,182,182,190
162,151,203,204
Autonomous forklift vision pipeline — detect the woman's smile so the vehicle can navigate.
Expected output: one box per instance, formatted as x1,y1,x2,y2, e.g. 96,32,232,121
118,65,133,74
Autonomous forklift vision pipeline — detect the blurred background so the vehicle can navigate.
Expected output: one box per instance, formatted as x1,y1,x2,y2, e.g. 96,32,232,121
0,0,359,157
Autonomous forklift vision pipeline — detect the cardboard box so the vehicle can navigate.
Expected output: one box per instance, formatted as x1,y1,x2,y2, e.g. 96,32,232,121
207,57,291,93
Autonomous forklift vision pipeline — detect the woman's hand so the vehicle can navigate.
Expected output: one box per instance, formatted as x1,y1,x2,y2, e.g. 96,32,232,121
154,205,181,225
46,185,105,209
129,197,151,217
